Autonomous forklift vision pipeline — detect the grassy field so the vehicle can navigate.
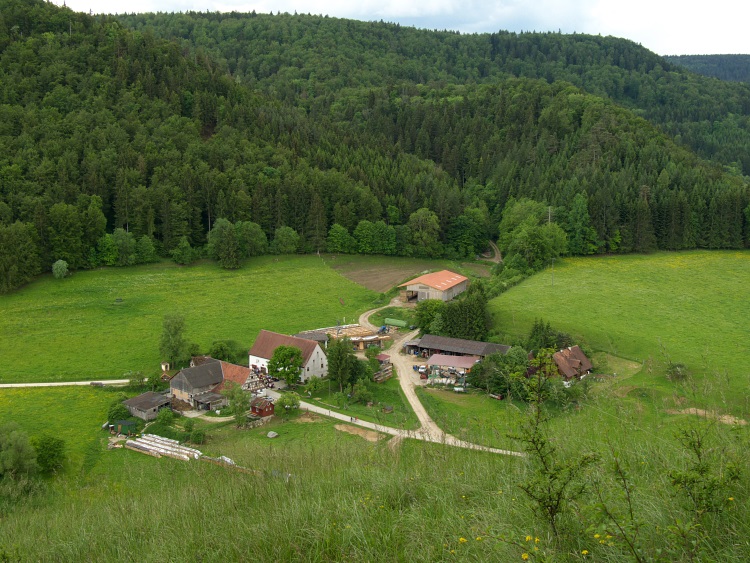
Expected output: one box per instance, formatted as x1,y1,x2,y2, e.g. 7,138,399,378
489,250,750,414
301,376,420,430
0,256,381,383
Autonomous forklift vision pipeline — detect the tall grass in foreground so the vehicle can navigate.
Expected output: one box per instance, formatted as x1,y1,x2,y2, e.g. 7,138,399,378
2,403,749,562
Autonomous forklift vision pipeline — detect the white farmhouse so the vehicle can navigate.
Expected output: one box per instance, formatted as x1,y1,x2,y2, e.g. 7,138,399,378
248,330,328,383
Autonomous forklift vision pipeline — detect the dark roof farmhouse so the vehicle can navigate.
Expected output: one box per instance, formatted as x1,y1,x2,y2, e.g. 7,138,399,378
170,358,253,410
406,334,510,358
553,346,593,380
399,270,469,302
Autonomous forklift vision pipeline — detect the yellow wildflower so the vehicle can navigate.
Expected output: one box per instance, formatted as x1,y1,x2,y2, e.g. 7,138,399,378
534,537,540,543
594,534,600,539
525,535,532,542
582,550,589,555
459,537,468,543
521,554,529,561
476,537,482,541
728,497,735,501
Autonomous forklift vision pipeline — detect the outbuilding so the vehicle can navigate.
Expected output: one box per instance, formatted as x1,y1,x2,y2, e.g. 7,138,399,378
399,270,469,302
250,397,275,417
122,391,171,421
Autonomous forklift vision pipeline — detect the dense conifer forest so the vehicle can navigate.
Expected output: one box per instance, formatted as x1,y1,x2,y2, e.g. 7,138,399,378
1,0,749,292
666,54,750,83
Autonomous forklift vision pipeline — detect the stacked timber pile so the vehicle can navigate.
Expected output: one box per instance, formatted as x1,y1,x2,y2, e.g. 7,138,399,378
125,434,203,461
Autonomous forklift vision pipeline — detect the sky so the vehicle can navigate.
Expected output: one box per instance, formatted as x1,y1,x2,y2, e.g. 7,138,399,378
54,0,749,56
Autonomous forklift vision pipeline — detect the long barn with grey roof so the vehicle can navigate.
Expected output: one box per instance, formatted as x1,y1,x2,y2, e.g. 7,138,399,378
405,334,510,358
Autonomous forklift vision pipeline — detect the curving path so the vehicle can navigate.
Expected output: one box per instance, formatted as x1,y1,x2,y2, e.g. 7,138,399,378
341,300,520,457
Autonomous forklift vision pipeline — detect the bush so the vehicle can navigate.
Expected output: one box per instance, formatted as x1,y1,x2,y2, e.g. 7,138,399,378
31,435,65,475
156,408,174,425
190,429,205,444
52,260,68,279
107,403,130,423
183,419,195,433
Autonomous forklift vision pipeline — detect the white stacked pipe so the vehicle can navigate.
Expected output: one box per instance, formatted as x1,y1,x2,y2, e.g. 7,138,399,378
134,436,201,460
141,434,203,458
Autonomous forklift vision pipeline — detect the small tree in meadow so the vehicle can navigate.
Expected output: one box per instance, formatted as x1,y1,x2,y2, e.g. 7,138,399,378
31,435,65,475
276,392,301,417
52,260,68,279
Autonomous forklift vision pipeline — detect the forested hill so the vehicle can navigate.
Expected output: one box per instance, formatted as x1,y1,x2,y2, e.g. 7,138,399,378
0,1,748,293
118,12,750,176
665,55,750,83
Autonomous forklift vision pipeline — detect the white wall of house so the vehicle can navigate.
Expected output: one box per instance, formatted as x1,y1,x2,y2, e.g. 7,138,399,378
301,345,328,382
249,343,328,383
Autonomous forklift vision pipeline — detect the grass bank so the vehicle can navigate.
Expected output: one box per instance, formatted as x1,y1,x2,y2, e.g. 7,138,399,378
489,250,750,414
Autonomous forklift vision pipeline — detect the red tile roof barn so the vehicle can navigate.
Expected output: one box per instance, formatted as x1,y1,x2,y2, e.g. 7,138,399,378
213,362,252,392
249,330,320,364
398,270,468,290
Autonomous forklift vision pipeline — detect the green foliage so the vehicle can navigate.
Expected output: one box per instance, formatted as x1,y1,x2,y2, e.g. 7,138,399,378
414,299,445,332
207,218,241,269
0,222,41,293
326,223,356,254
189,429,205,444
526,319,573,352
0,423,38,480
268,345,304,387
183,419,195,433
668,424,740,516
221,383,250,428
270,227,300,255
30,435,65,475
107,403,129,423
350,379,374,405
510,358,599,536
469,346,529,398
155,408,174,426
170,237,195,266
51,260,68,279
276,391,301,414
326,338,359,393
159,314,188,367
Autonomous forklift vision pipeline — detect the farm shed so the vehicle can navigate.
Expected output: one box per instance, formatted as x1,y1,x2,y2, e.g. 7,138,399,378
192,392,227,411
249,330,328,382
250,397,275,417
399,270,469,302
405,334,510,359
123,391,171,421
426,354,481,373
553,346,593,381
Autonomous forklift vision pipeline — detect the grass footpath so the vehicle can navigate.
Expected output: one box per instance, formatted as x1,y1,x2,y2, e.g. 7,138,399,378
489,250,750,414
302,377,420,430
0,256,380,383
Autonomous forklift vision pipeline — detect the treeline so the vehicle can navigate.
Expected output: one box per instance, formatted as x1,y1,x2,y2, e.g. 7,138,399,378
117,11,750,175
666,55,750,84
1,2,750,293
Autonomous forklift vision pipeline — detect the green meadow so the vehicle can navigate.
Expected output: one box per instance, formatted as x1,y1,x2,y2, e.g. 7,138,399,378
490,250,750,414
0,256,381,383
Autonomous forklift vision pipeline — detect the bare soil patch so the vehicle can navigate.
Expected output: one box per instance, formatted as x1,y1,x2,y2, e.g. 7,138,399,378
334,423,383,442
333,263,429,293
664,408,747,426
296,412,322,423
460,262,491,278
